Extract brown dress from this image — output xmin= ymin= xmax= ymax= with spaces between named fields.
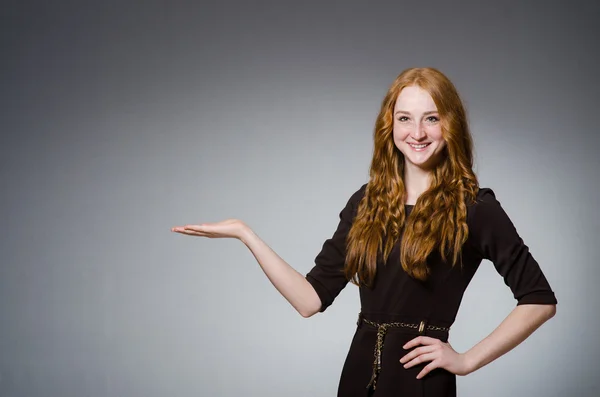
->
xmin=305 ymin=184 xmax=557 ymax=397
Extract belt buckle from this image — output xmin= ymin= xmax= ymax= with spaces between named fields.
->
xmin=418 ymin=319 xmax=427 ymax=335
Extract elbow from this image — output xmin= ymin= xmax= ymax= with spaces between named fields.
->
xmin=299 ymin=309 xmax=316 ymax=318
xmin=534 ymin=303 xmax=557 ymax=321
xmin=297 ymin=286 xmax=324 ymax=318
xmin=517 ymin=302 xmax=557 ymax=322
xmin=297 ymin=300 xmax=322 ymax=318
xmin=298 ymin=305 xmax=320 ymax=318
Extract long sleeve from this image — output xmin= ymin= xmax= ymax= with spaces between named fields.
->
xmin=468 ymin=188 xmax=557 ymax=305
xmin=305 ymin=184 xmax=366 ymax=312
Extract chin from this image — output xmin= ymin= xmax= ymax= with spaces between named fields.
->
xmin=407 ymin=159 xmax=434 ymax=169
xmin=398 ymin=144 xmax=446 ymax=170
xmin=403 ymin=153 xmax=444 ymax=170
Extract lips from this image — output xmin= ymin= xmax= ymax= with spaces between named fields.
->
xmin=408 ymin=142 xmax=431 ymax=151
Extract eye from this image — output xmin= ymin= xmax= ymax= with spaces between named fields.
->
xmin=397 ymin=116 xmax=409 ymax=122
xmin=425 ymin=116 xmax=439 ymax=123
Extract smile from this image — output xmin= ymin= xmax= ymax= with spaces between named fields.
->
xmin=408 ymin=142 xmax=431 ymax=151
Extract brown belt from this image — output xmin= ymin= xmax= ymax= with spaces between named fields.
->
xmin=357 ymin=313 xmax=450 ymax=391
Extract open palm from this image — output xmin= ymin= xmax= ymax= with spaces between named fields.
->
xmin=171 ymin=219 xmax=246 ymax=239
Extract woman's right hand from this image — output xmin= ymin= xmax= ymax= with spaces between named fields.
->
xmin=172 ymin=218 xmax=321 ymax=317
xmin=171 ymin=219 xmax=249 ymax=241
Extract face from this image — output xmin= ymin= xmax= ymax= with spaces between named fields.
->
xmin=392 ymin=85 xmax=446 ymax=171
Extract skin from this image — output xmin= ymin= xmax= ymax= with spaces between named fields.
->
xmin=172 ymin=85 xmax=556 ymax=380
xmin=392 ymin=85 xmax=446 ymax=204
xmin=172 ymin=221 xmax=323 ymax=318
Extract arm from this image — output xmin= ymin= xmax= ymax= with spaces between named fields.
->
xmin=401 ymin=189 xmax=558 ymax=378
xmin=463 ymin=303 xmax=556 ymax=373
xmin=401 ymin=303 xmax=556 ymax=378
xmin=462 ymin=189 xmax=558 ymax=373
xmin=239 ymin=225 xmax=322 ymax=318
xmin=172 ymin=219 xmax=322 ymax=318
xmin=173 ymin=185 xmax=365 ymax=318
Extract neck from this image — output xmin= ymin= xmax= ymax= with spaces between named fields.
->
xmin=403 ymin=162 xmax=432 ymax=205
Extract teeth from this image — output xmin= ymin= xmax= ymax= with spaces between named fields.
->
xmin=409 ymin=143 xmax=429 ymax=149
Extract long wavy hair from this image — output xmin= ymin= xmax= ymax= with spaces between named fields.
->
xmin=345 ymin=67 xmax=479 ymax=286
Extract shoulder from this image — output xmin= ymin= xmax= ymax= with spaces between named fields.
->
xmin=339 ymin=183 xmax=367 ymax=207
xmin=336 ymin=183 xmax=367 ymax=222
xmin=349 ymin=183 xmax=368 ymax=205
xmin=467 ymin=187 xmax=509 ymax=226
xmin=472 ymin=187 xmax=498 ymax=205
xmin=467 ymin=187 xmax=501 ymax=213
xmin=467 ymin=187 xmax=518 ymax=235
xmin=341 ymin=183 xmax=367 ymax=215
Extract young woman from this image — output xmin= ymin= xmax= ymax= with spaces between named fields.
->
xmin=172 ymin=67 xmax=557 ymax=396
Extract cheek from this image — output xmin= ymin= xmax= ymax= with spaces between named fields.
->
xmin=425 ymin=125 xmax=444 ymax=142
xmin=392 ymin=128 xmax=408 ymax=154
xmin=393 ymin=125 xmax=412 ymax=140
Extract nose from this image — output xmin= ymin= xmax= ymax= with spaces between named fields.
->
xmin=411 ymin=123 xmax=426 ymax=140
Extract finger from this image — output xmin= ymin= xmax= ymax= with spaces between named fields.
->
xmin=399 ymin=345 xmax=436 ymax=364
xmin=172 ymin=225 xmax=211 ymax=234
xmin=403 ymin=352 xmax=437 ymax=369
xmin=182 ymin=224 xmax=207 ymax=232
xmin=416 ymin=360 xmax=439 ymax=379
xmin=182 ymin=230 xmax=210 ymax=237
xmin=172 ymin=228 xmax=209 ymax=237
xmin=171 ymin=225 xmax=200 ymax=231
xmin=403 ymin=336 xmax=442 ymax=350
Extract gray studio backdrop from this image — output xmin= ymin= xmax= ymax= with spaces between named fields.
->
xmin=1 ymin=1 xmax=598 ymax=396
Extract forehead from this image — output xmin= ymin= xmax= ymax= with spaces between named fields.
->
xmin=394 ymin=85 xmax=437 ymax=111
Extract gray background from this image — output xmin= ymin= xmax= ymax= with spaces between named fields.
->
xmin=1 ymin=1 xmax=599 ymax=396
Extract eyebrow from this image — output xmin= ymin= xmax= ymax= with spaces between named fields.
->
xmin=394 ymin=110 xmax=439 ymax=116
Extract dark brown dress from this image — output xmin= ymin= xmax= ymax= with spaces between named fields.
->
xmin=305 ymin=184 xmax=557 ymax=397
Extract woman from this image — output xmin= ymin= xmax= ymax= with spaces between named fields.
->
xmin=172 ymin=67 xmax=557 ymax=396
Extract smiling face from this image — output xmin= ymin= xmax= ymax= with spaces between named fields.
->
xmin=393 ymin=85 xmax=447 ymax=171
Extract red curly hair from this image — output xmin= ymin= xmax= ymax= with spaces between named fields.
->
xmin=345 ymin=67 xmax=479 ymax=286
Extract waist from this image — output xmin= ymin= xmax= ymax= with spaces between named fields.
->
xmin=357 ymin=312 xmax=451 ymax=338
xmin=359 ymin=312 xmax=451 ymax=391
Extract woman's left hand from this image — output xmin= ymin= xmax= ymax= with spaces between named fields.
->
xmin=399 ymin=336 xmax=473 ymax=379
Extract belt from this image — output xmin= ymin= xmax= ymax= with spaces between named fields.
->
xmin=356 ymin=313 xmax=451 ymax=391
